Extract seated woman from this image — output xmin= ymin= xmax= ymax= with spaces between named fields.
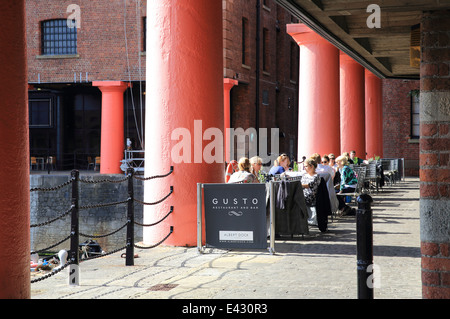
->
xmin=311 ymin=152 xmax=334 ymax=180
xmin=301 ymin=158 xmax=321 ymax=206
xmin=328 ymin=153 xmax=338 ymax=172
xmin=301 ymin=158 xmax=321 ymax=225
xmin=227 ymin=157 xmax=259 ymax=183
xmin=335 ymin=155 xmax=358 ymax=215
xmin=250 ymin=156 xmax=263 ymax=176
xmin=269 ymin=154 xmax=290 ymax=175
xmin=320 ymin=154 xmax=335 ymax=179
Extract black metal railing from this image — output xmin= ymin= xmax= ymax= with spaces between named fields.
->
xmin=30 ymin=166 xmax=174 ymax=284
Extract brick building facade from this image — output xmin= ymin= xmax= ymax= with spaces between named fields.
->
xmin=382 ymin=79 xmax=420 ymax=176
xmin=27 ymin=0 xmax=146 ymax=83
xmin=26 ymin=0 xmax=299 ymax=168
xmin=26 ymin=0 xmax=420 ymax=175
xmin=223 ymin=1 xmax=299 ymax=160
xmin=26 ymin=0 xmax=146 ymax=170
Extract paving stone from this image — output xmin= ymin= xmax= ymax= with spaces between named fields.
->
xmin=31 ymin=177 xmax=422 ymax=301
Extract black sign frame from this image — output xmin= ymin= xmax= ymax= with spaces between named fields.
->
xmin=202 ymin=183 xmax=267 ymax=250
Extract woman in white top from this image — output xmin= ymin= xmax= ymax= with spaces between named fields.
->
xmin=328 ymin=153 xmax=338 ymax=173
xmin=320 ymin=155 xmax=335 ymax=179
xmin=227 ymin=157 xmax=259 ymax=183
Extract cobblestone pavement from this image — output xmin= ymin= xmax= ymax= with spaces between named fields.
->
xmin=31 ymin=177 xmax=421 ymax=302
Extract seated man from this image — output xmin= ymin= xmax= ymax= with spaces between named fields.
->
xmin=349 ymin=150 xmax=364 ymax=165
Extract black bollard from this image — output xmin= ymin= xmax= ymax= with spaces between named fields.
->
xmin=356 ymin=194 xmax=374 ymax=299
xmin=126 ymin=168 xmax=135 ymax=266
xmin=69 ymin=170 xmax=80 ymax=285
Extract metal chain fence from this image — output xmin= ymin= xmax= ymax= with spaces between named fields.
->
xmin=30 ymin=167 xmax=174 ymax=285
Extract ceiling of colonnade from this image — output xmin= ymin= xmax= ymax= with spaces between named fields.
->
xmin=276 ymin=0 xmax=450 ymax=79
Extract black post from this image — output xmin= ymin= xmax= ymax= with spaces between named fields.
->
xmin=255 ymin=0 xmax=261 ymax=154
xmin=356 ymin=194 xmax=374 ymax=299
xmin=69 ymin=169 xmax=80 ymax=285
xmin=126 ymin=168 xmax=134 ymax=266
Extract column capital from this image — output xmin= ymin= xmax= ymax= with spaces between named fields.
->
xmin=92 ymin=81 xmax=130 ymax=92
xmin=286 ymin=23 xmax=312 ymax=36
xmin=287 ymin=23 xmax=327 ymax=45
xmin=340 ymin=51 xmax=360 ymax=65
xmin=223 ymin=78 xmax=238 ymax=91
xmin=364 ymin=69 xmax=381 ymax=80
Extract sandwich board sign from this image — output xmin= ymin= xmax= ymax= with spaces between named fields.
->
xmin=203 ymin=183 xmax=267 ymax=249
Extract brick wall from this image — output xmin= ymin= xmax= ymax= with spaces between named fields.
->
xmin=382 ymin=79 xmax=420 ymax=176
xmin=224 ymin=0 xmax=299 ymax=161
xmin=26 ymin=0 xmax=146 ymax=83
xmin=421 ymin=242 xmax=450 ymax=298
xmin=420 ymin=9 xmax=450 ymax=299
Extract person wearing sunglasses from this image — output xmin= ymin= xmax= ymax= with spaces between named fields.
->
xmin=321 ymin=154 xmax=335 ymax=179
xmin=250 ymin=156 xmax=263 ymax=176
xmin=311 ymin=153 xmax=334 ymax=180
xmin=328 ymin=153 xmax=337 ymax=171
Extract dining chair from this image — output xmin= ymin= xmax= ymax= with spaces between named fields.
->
xmin=87 ymin=156 xmax=94 ymax=170
xmin=30 ymin=157 xmax=37 ymax=170
xmin=94 ymin=157 xmax=100 ymax=171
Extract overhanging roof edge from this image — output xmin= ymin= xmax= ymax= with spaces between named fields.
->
xmin=276 ymin=0 xmax=388 ymax=79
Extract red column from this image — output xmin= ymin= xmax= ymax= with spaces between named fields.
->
xmin=93 ymin=81 xmax=129 ymax=174
xmin=144 ymin=0 xmax=223 ymax=246
xmin=365 ymin=70 xmax=383 ymax=159
xmin=340 ymin=52 xmax=366 ymax=158
xmin=0 ymin=1 xmax=30 ymax=298
xmin=287 ymin=24 xmax=340 ymax=158
xmin=224 ymin=78 xmax=238 ymax=163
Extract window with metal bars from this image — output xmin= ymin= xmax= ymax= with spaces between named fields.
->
xmin=41 ymin=19 xmax=77 ymax=55
xmin=411 ymin=94 xmax=420 ymax=139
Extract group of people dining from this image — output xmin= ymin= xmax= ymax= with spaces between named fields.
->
xmin=226 ymin=156 xmax=263 ymax=184
xmin=226 ymin=150 xmax=364 ymax=216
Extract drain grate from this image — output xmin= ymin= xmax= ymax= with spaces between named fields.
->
xmin=147 ymin=283 xmax=178 ymax=291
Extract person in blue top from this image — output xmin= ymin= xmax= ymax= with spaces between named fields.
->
xmin=269 ymin=154 xmax=290 ymax=175
xmin=335 ymin=155 xmax=358 ymax=215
